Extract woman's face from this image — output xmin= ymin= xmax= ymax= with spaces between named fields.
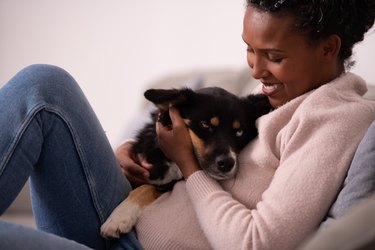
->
xmin=243 ymin=6 xmax=332 ymax=108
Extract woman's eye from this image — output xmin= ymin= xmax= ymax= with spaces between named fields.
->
xmin=268 ymin=54 xmax=284 ymax=63
xmin=270 ymin=58 xmax=283 ymax=63
xmin=246 ymin=46 xmax=254 ymax=53
xmin=235 ymin=129 xmax=243 ymax=137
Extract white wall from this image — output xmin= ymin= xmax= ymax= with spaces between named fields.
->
xmin=351 ymin=28 xmax=375 ymax=82
xmin=1 ymin=0 xmax=374 ymax=147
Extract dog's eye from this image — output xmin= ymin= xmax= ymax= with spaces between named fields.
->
xmin=200 ymin=121 xmax=211 ymax=130
xmin=235 ymin=129 xmax=243 ymax=137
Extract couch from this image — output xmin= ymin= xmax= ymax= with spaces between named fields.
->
xmin=2 ymin=67 xmax=375 ymax=249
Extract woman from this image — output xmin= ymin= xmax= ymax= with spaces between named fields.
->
xmin=0 ymin=1 xmax=374 ymax=250
xmin=123 ymin=0 xmax=375 ymax=249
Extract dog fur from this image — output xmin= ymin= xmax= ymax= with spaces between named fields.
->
xmin=101 ymin=87 xmax=272 ymax=238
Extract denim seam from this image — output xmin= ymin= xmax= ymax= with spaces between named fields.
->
xmin=43 ymin=105 xmax=106 ymax=224
xmin=0 ymin=104 xmax=45 ymax=177
xmin=0 ymin=104 xmax=105 ymax=224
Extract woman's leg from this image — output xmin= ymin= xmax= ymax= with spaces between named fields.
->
xmin=0 ymin=64 xmax=140 ymax=249
xmin=0 ymin=220 xmax=91 ymax=250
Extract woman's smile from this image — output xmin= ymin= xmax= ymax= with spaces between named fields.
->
xmin=243 ymin=6 xmax=343 ymax=108
xmin=261 ymin=82 xmax=284 ymax=97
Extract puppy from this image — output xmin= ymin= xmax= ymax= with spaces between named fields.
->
xmin=101 ymin=87 xmax=272 ymax=238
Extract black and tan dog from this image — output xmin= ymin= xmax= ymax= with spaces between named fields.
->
xmin=101 ymin=87 xmax=272 ymax=238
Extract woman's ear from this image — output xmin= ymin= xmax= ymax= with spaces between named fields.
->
xmin=321 ymin=34 xmax=341 ymax=62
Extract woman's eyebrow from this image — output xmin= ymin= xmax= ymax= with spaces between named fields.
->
xmin=242 ymin=36 xmax=286 ymax=53
xmin=242 ymin=35 xmax=250 ymax=46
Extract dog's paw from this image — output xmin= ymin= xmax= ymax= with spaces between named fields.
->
xmin=101 ymin=185 xmax=161 ymax=239
xmin=100 ymin=201 xmax=141 ymax=239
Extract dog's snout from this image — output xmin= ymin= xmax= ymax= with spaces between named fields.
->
xmin=216 ymin=156 xmax=235 ymax=173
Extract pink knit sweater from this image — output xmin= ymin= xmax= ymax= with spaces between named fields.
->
xmin=135 ymin=73 xmax=375 ymax=250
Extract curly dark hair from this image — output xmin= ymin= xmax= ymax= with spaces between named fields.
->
xmin=246 ymin=0 xmax=375 ymax=67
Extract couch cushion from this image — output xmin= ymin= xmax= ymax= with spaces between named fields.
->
xmin=322 ymin=119 xmax=375 ymax=226
xmin=298 ymin=195 xmax=375 ymax=250
xmin=364 ymin=84 xmax=375 ymax=100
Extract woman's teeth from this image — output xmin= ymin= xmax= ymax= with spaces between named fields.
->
xmin=262 ymin=83 xmax=283 ymax=96
xmin=263 ymin=84 xmax=279 ymax=91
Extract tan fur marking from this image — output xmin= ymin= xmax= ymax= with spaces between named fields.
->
xmin=188 ymin=129 xmax=204 ymax=159
xmin=210 ymin=117 xmax=220 ymax=127
xmin=156 ymin=103 xmax=169 ymax=111
xmin=127 ymin=184 xmax=162 ymax=208
xmin=233 ymin=120 xmax=241 ymax=130
xmin=183 ymin=118 xmax=191 ymax=126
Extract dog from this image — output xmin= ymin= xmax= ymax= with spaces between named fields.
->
xmin=100 ymin=87 xmax=272 ymax=238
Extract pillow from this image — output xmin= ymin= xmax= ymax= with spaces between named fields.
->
xmin=298 ymin=195 xmax=375 ymax=250
xmin=321 ymin=119 xmax=375 ymax=227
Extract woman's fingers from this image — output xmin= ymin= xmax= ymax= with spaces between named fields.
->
xmin=156 ymin=105 xmax=200 ymax=178
xmin=115 ymin=140 xmax=153 ymax=187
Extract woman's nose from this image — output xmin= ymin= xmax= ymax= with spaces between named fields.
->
xmin=248 ymin=55 xmax=269 ymax=79
xmin=252 ymin=66 xmax=268 ymax=79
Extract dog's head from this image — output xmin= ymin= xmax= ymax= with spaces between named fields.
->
xmin=144 ymin=87 xmax=271 ymax=180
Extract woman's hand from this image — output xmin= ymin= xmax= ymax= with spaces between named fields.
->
xmin=156 ymin=105 xmax=200 ymax=179
xmin=115 ymin=140 xmax=153 ymax=187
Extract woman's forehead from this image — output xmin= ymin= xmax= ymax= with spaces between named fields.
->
xmin=242 ymin=6 xmax=306 ymax=49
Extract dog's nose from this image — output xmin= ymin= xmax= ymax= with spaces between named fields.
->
xmin=216 ymin=156 xmax=235 ymax=173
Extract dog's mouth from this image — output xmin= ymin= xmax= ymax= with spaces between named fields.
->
xmin=206 ymin=166 xmax=238 ymax=180
xmin=198 ymin=152 xmax=239 ymax=181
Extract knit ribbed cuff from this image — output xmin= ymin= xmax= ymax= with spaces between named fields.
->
xmin=185 ymin=170 xmax=223 ymax=200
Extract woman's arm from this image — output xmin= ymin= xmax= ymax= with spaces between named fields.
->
xmin=184 ymin=103 xmax=375 ymax=250
xmin=156 ymin=98 xmax=375 ymax=250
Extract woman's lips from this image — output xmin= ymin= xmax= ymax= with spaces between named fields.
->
xmin=262 ymin=83 xmax=284 ymax=96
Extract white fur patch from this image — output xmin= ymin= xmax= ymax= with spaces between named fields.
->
xmin=101 ymin=200 xmax=142 ymax=238
xmin=148 ymin=162 xmax=183 ymax=186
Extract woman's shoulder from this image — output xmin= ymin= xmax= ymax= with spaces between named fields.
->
xmin=259 ymin=73 xmax=375 ymax=139
xmin=295 ymin=72 xmax=375 ymax=118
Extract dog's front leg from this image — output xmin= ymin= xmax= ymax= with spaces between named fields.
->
xmin=100 ymin=184 xmax=161 ymax=238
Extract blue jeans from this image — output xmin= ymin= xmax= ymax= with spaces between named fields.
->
xmin=0 ymin=64 xmax=143 ymax=250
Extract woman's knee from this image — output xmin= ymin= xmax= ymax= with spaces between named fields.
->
xmin=16 ymin=64 xmax=78 ymax=91
xmin=6 ymin=64 xmax=85 ymax=107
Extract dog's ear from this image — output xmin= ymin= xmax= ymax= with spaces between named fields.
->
xmin=242 ymin=94 xmax=273 ymax=120
xmin=144 ymin=88 xmax=194 ymax=111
